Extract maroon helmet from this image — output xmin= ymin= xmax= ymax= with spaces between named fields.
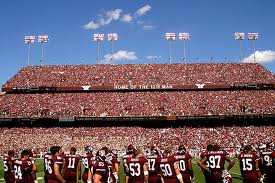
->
xmin=127 ymin=144 xmax=135 ymax=154
xmin=177 ymin=144 xmax=186 ymax=154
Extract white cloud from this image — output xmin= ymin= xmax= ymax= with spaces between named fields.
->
xmin=136 ymin=5 xmax=151 ymax=16
xmin=83 ymin=21 xmax=100 ymax=30
xmin=104 ymin=50 xmax=138 ymax=62
xmin=121 ymin=14 xmax=133 ymax=23
xmin=83 ymin=9 xmax=122 ymax=30
xmin=241 ymin=50 xmax=275 ymax=63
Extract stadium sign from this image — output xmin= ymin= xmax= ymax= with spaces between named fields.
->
xmin=113 ymin=84 xmax=173 ymax=90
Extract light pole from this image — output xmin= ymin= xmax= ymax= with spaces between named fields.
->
xmin=107 ymin=33 xmax=118 ymax=61
xmin=24 ymin=35 xmax=35 ymax=66
xmin=179 ymin=32 xmax=190 ymax=64
xmin=38 ymin=35 xmax=49 ymax=65
xmin=93 ymin=33 xmax=104 ymax=64
xmin=234 ymin=32 xmax=245 ymax=61
xmin=165 ymin=32 xmax=176 ymax=64
xmin=248 ymin=32 xmax=258 ymax=62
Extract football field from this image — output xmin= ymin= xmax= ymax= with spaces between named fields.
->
xmin=0 ymin=158 xmax=243 ymax=183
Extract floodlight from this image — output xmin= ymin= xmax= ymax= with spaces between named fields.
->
xmin=179 ymin=32 xmax=190 ymax=64
xmin=107 ymin=33 xmax=118 ymax=41
xmin=107 ymin=33 xmax=118 ymax=61
xmin=248 ymin=32 xmax=259 ymax=62
xmin=234 ymin=32 xmax=245 ymax=61
xmin=38 ymin=35 xmax=49 ymax=43
xmin=179 ymin=32 xmax=190 ymax=41
xmin=165 ymin=32 xmax=176 ymax=64
xmin=93 ymin=33 xmax=104 ymax=41
xmin=248 ymin=32 xmax=258 ymax=40
xmin=25 ymin=35 xmax=35 ymax=66
xmin=165 ymin=32 xmax=176 ymax=41
xmin=24 ymin=36 xmax=36 ymax=44
xmin=93 ymin=33 xmax=105 ymax=63
xmin=234 ymin=32 xmax=245 ymax=40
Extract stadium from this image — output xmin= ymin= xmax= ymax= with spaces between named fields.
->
xmin=0 ymin=63 xmax=274 ymax=183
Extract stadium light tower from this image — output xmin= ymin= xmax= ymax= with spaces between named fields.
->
xmin=107 ymin=33 xmax=118 ymax=61
xmin=38 ymin=35 xmax=49 ymax=65
xmin=179 ymin=32 xmax=190 ymax=64
xmin=93 ymin=33 xmax=104 ymax=64
xmin=24 ymin=35 xmax=35 ymax=66
xmin=234 ymin=32 xmax=245 ymax=61
xmin=248 ymin=32 xmax=258 ymax=62
xmin=165 ymin=32 xmax=176 ymax=64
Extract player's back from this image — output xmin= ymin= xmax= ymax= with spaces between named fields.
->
xmin=260 ymin=150 xmax=273 ymax=169
xmin=205 ymin=150 xmax=227 ymax=173
xmin=44 ymin=153 xmax=52 ymax=181
xmin=3 ymin=155 xmax=15 ymax=183
xmin=159 ymin=155 xmax=178 ymax=183
xmin=92 ymin=160 xmax=109 ymax=183
xmin=174 ymin=153 xmax=192 ymax=175
xmin=46 ymin=155 xmax=63 ymax=182
xmin=125 ymin=156 xmax=148 ymax=183
xmin=146 ymin=154 xmax=161 ymax=175
xmin=64 ymin=154 xmax=80 ymax=177
xmin=14 ymin=159 xmax=33 ymax=183
xmin=238 ymin=152 xmax=259 ymax=174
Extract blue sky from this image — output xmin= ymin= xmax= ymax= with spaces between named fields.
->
xmin=0 ymin=0 xmax=275 ymax=86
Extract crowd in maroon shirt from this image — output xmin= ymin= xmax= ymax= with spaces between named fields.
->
xmin=3 ymin=63 xmax=274 ymax=88
xmin=0 ymin=90 xmax=274 ymax=118
xmin=1 ymin=126 xmax=274 ymax=156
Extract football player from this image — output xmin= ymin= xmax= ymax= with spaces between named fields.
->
xmin=3 ymin=150 xmax=15 ymax=183
xmin=198 ymin=144 xmax=235 ymax=183
xmin=268 ymin=146 xmax=275 ymax=182
xmin=146 ymin=146 xmax=162 ymax=183
xmin=81 ymin=146 xmax=94 ymax=183
xmin=87 ymin=148 xmax=110 ymax=183
xmin=14 ymin=150 xmax=37 ymax=183
xmin=63 ymin=147 xmax=81 ymax=183
xmin=260 ymin=142 xmax=274 ymax=183
xmin=159 ymin=147 xmax=184 ymax=183
xmin=174 ymin=144 xmax=194 ymax=183
xmin=238 ymin=145 xmax=263 ymax=183
xmin=47 ymin=146 xmax=65 ymax=183
xmin=199 ymin=144 xmax=213 ymax=183
xmin=124 ymin=148 xmax=149 ymax=183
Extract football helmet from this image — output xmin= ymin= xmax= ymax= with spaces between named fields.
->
xmin=85 ymin=145 xmax=93 ymax=154
xmin=150 ymin=146 xmax=159 ymax=155
xmin=127 ymin=144 xmax=135 ymax=154
xmin=96 ymin=148 xmax=107 ymax=161
xmin=222 ymin=170 xmax=232 ymax=183
xmin=177 ymin=144 xmax=186 ymax=154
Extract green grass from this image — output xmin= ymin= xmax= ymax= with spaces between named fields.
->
xmin=0 ymin=158 xmax=243 ymax=183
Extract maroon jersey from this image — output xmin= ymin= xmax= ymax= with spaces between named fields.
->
xmin=64 ymin=154 xmax=80 ymax=177
xmin=146 ymin=154 xmax=161 ymax=176
xmin=238 ymin=152 xmax=259 ymax=174
xmin=92 ymin=160 xmax=109 ymax=183
xmin=82 ymin=153 xmax=94 ymax=172
xmin=260 ymin=150 xmax=273 ymax=169
xmin=14 ymin=159 xmax=33 ymax=183
xmin=159 ymin=155 xmax=178 ymax=183
xmin=81 ymin=153 xmax=94 ymax=183
xmin=47 ymin=156 xmax=63 ymax=181
xmin=174 ymin=154 xmax=192 ymax=174
xmin=124 ymin=156 xmax=148 ymax=183
xmin=3 ymin=156 xmax=15 ymax=183
xmin=204 ymin=150 xmax=228 ymax=173
xmin=44 ymin=153 xmax=52 ymax=180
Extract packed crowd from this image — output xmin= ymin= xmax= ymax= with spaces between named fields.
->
xmin=0 ymin=90 xmax=274 ymax=118
xmin=1 ymin=126 xmax=274 ymax=156
xmin=3 ymin=63 xmax=274 ymax=88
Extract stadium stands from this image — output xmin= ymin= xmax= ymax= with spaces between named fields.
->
xmin=0 ymin=90 xmax=274 ymax=118
xmin=3 ymin=63 xmax=274 ymax=88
